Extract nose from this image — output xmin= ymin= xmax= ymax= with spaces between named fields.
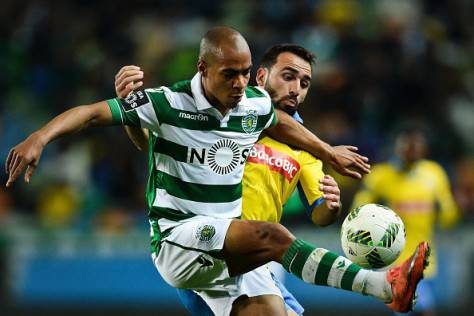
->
xmin=232 ymin=74 xmax=248 ymax=91
xmin=289 ymin=80 xmax=300 ymax=97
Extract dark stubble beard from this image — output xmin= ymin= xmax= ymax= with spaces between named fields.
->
xmin=264 ymin=82 xmax=299 ymax=116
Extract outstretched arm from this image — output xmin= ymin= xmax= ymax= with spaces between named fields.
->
xmin=5 ymin=101 xmax=112 ymax=187
xmin=266 ymin=110 xmax=371 ymax=179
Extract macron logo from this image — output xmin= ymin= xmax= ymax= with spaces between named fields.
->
xmin=179 ymin=112 xmax=209 ymax=121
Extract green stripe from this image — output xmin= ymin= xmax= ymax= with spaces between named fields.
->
xmin=155 ymin=170 xmax=242 ymax=203
xmin=290 ymin=242 xmax=315 ymax=279
xmin=341 ymin=263 xmax=362 ymax=291
xmin=168 ymin=80 xmax=192 ymax=97
xmin=154 ymin=137 xmax=188 ymax=162
xmin=245 ymin=86 xmax=265 ymax=98
xmin=224 ymin=111 xmax=274 ymax=133
xmin=106 ymin=99 xmax=123 ymax=124
xmin=150 ymin=220 xmax=162 ymax=254
xmin=146 ymin=132 xmax=158 ymax=209
xmin=314 ymin=251 xmax=339 ymax=286
xmin=146 ymin=90 xmax=271 ymax=133
xmin=149 ymin=206 xmax=196 ymax=221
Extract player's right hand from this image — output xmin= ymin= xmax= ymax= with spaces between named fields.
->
xmin=115 ymin=65 xmax=144 ymax=98
xmin=5 ymin=133 xmax=45 ymax=187
xmin=329 ymin=145 xmax=371 ymax=180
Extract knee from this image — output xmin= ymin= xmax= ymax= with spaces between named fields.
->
xmin=255 ymin=222 xmax=295 ymax=258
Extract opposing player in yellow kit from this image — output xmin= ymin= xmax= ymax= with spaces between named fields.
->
xmin=352 ymin=127 xmax=459 ymax=316
xmin=116 ymin=44 xmax=342 ymax=315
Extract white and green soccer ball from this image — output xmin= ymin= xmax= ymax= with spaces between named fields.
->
xmin=340 ymin=203 xmax=406 ymax=269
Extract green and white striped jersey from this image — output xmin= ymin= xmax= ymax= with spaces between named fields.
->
xmin=107 ymin=73 xmax=276 ymax=230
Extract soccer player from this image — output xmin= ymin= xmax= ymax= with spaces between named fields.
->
xmin=352 ymin=126 xmax=459 ymax=316
xmin=115 ymin=44 xmax=342 ymax=316
xmin=6 ymin=27 xmax=428 ymax=316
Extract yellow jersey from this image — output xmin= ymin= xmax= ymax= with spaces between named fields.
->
xmin=352 ymin=160 xmax=459 ymax=277
xmin=242 ymin=136 xmax=325 ymax=223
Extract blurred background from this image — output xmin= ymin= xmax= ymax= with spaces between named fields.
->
xmin=1 ymin=0 xmax=473 ymax=315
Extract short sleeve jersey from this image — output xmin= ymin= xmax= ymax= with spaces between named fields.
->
xmin=106 ymin=73 xmax=276 ymax=231
xmin=242 ymin=136 xmax=325 ymax=223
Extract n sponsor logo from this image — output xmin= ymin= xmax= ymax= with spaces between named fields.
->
xmin=187 ymin=139 xmax=250 ymax=175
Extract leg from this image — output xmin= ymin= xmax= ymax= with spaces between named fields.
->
xmin=231 ymin=295 xmax=287 ymax=316
xmin=220 ymin=220 xmax=295 ymax=276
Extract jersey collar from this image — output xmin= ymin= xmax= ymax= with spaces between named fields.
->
xmin=191 ymin=72 xmax=214 ymax=111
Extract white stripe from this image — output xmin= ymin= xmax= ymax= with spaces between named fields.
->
xmin=162 ymin=88 xmax=197 ymax=112
xmin=155 ymin=153 xmax=244 ymax=185
xmin=159 ymin=123 xmax=259 ymax=148
xmin=153 ymin=188 xmax=242 ymax=218
xmin=263 ymin=112 xmax=275 ymax=129
xmin=136 ymin=102 xmax=160 ymax=130
xmin=301 ymin=248 xmax=328 ymax=283
xmin=327 ymin=256 xmax=352 ymax=288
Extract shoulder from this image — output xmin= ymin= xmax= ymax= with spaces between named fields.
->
xmin=245 ymin=86 xmax=268 ymax=99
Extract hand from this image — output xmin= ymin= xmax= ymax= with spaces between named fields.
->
xmin=5 ymin=133 xmax=45 ymax=187
xmin=329 ymin=145 xmax=370 ymax=179
xmin=115 ymin=65 xmax=144 ymax=98
xmin=319 ymin=175 xmax=341 ymax=210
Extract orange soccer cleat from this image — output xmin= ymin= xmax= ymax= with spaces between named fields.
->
xmin=386 ymin=241 xmax=431 ymax=313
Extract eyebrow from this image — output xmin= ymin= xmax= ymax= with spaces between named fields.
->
xmin=282 ymin=66 xmax=311 ymax=82
xmin=223 ymin=66 xmax=253 ymax=74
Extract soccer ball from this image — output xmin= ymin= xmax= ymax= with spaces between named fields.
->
xmin=340 ymin=204 xmax=406 ymax=269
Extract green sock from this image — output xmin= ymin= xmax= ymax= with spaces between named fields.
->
xmin=282 ymin=239 xmax=392 ymax=301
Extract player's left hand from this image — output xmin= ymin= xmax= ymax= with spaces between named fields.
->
xmin=329 ymin=145 xmax=371 ymax=180
xmin=5 ymin=133 xmax=45 ymax=187
xmin=115 ymin=65 xmax=144 ymax=98
xmin=319 ymin=175 xmax=341 ymax=210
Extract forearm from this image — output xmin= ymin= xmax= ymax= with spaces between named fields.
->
xmin=35 ymin=102 xmax=112 ymax=145
xmin=311 ymin=204 xmax=341 ymax=226
xmin=124 ymin=126 xmax=149 ymax=151
xmin=266 ymin=109 xmax=334 ymax=162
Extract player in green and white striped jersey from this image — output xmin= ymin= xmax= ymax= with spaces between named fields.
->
xmin=6 ymin=27 xmax=428 ymax=316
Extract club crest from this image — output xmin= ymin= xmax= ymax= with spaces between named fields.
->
xmin=242 ymin=110 xmax=258 ymax=133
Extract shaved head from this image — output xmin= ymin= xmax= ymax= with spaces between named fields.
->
xmin=199 ymin=26 xmax=250 ymax=64
xmin=198 ymin=26 xmax=252 ymax=114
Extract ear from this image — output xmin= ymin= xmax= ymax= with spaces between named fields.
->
xmin=256 ymin=67 xmax=268 ymax=87
xmin=198 ymin=59 xmax=207 ymax=77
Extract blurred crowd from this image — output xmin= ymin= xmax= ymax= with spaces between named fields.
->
xmin=1 ymin=0 xmax=474 ymax=231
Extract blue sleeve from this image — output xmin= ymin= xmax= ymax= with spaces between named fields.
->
xmin=297 ymin=182 xmax=325 ymax=218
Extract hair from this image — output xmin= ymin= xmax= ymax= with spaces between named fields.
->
xmin=260 ymin=44 xmax=316 ymax=69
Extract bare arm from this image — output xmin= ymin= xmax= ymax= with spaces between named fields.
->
xmin=124 ymin=126 xmax=149 ymax=151
xmin=266 ymin=109 xmax=371 ymax=179
xmin=5 ymin=101 xmax=112 ymax=187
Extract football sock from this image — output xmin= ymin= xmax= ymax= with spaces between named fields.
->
xmin=282 ymin=239 xmax=392 ymax=302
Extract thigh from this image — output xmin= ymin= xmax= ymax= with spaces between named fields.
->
xmin=222 ymin=220 xmax=295 ymax=276
xmin=154 ymin=217 xmax=238 ymax=291
xmin=231 ymin=294 xmax=287 ymax=316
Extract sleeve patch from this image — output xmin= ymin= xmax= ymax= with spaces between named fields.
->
xmin=119 ymin=90 xmax=150 ymax=112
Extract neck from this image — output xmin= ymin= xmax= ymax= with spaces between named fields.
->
xmin=201 ymin=78 xmax=230 ymax=116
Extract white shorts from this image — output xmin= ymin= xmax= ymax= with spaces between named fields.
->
xmin=195 ymin=265 xmax=282 ymax=316
xmin=151 ymin=216 xmax=282 ymax=315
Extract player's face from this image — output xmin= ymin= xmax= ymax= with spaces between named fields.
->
xmin=396 ymin=132 xmax=427 ymax=164
xmin=261 ymin=52 xmax=312 ymax=116
xmin=199 ymin=47 xmax=252 ymax=111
